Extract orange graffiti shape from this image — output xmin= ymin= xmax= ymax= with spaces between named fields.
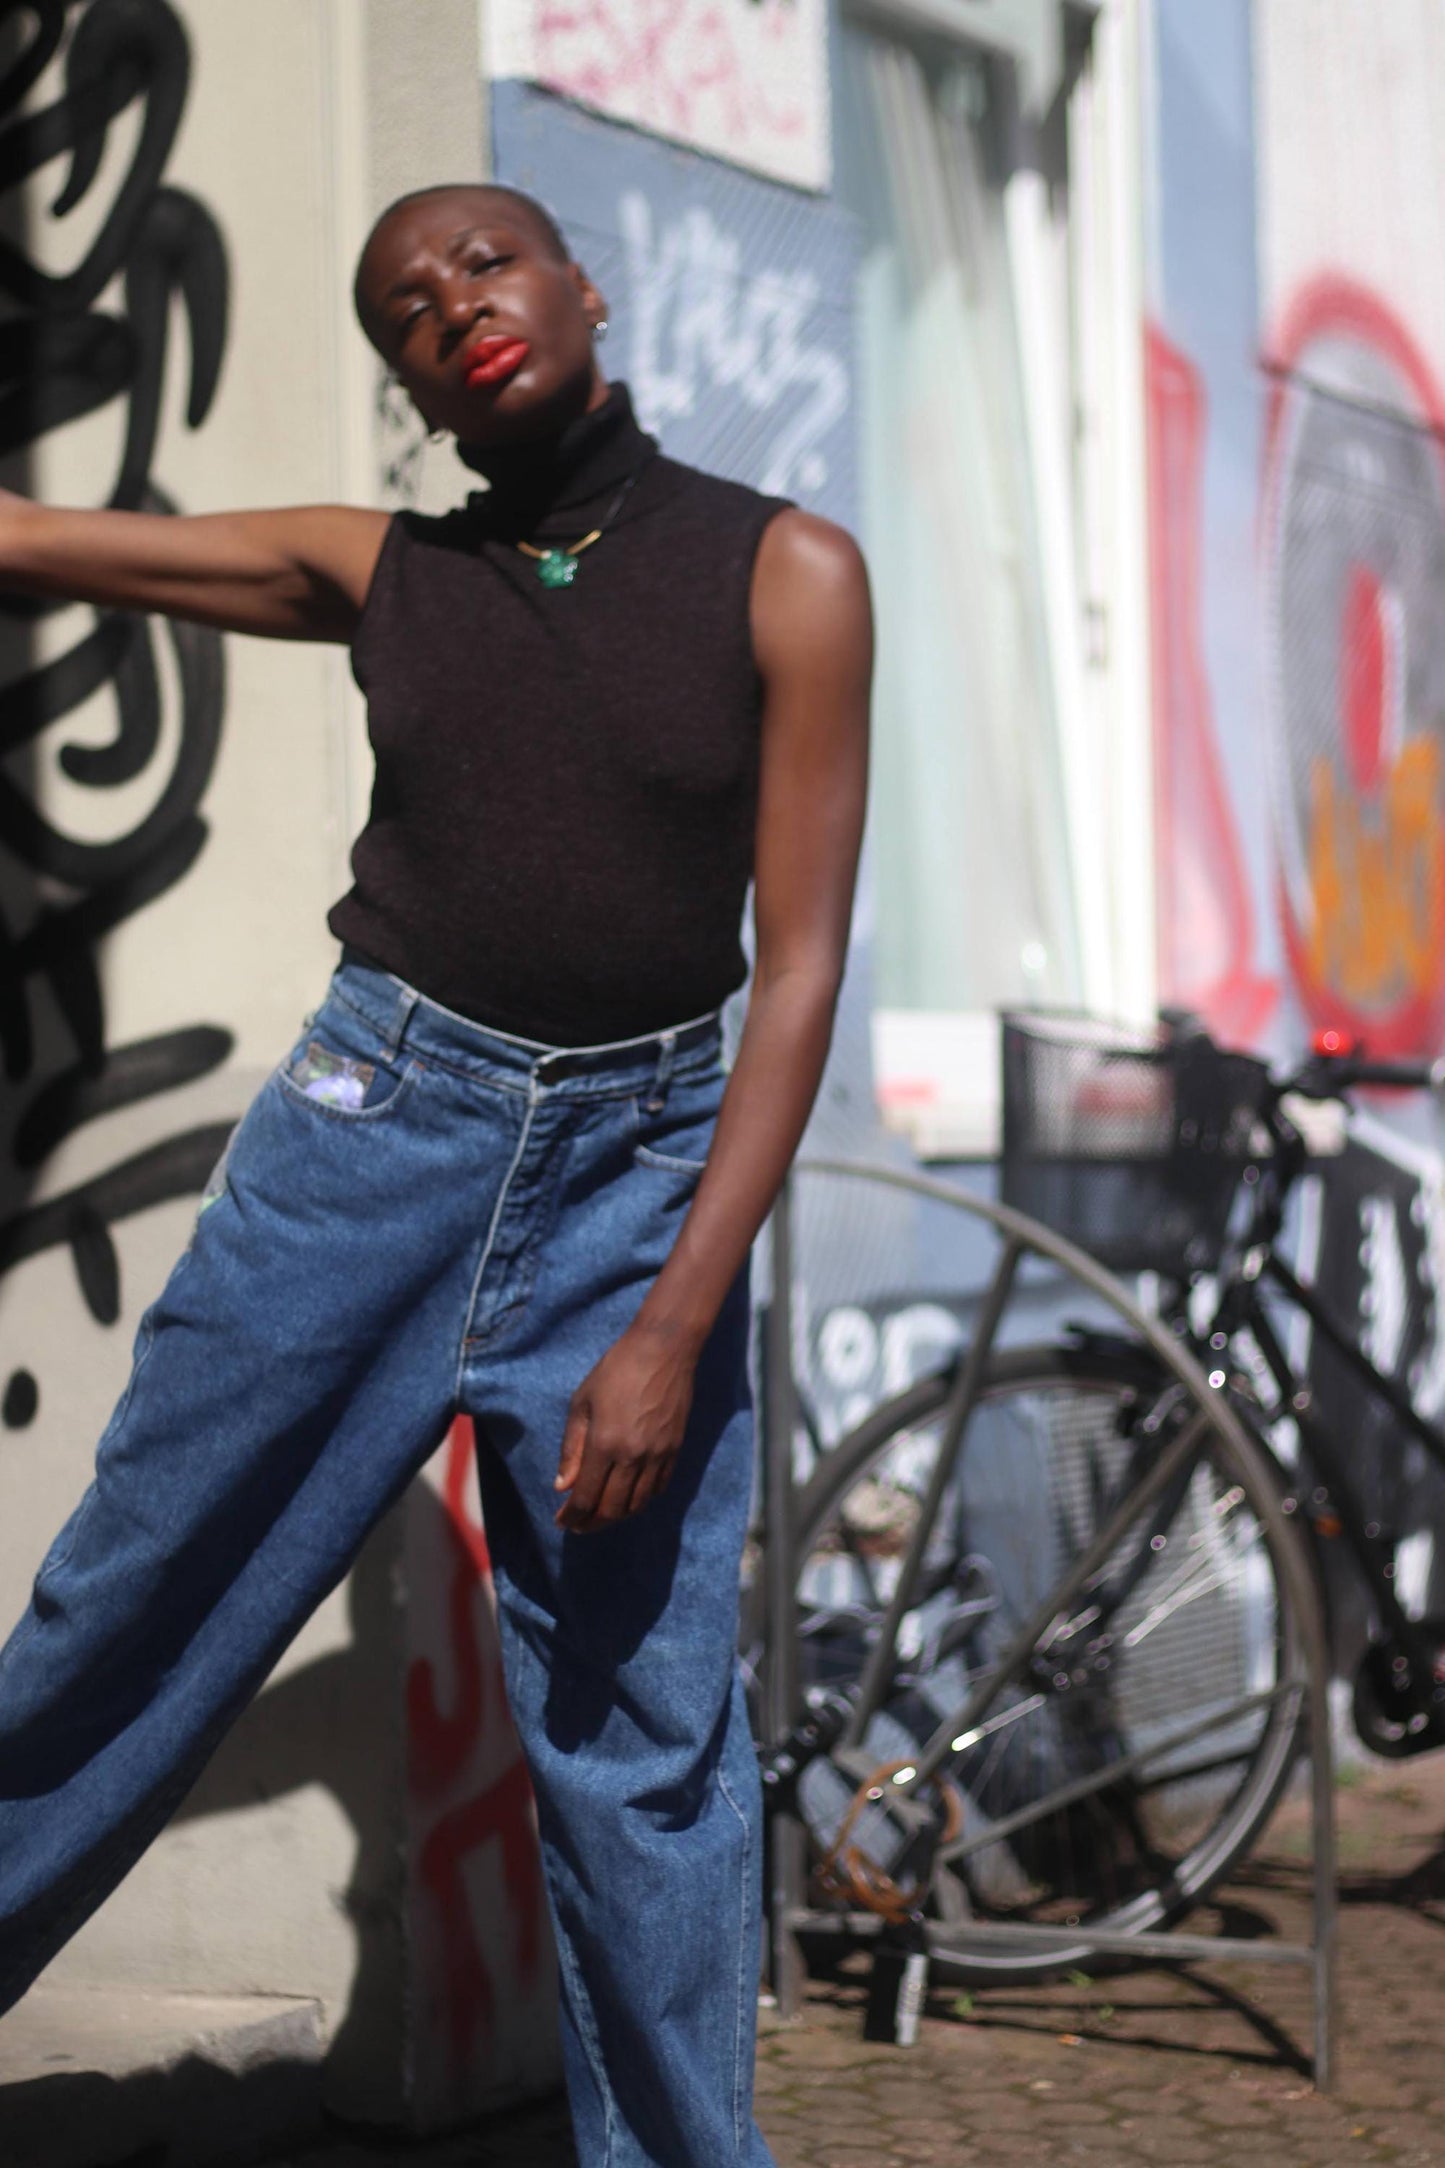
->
xmin=1306 ymin=738 xmax=1445 ymax=1012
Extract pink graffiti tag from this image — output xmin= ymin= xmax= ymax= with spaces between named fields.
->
xmin=533 ymin=0 xmax=807 ymax=150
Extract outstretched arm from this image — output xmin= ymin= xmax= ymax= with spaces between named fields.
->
xmin=0 ymin=493 xmax=390 ymax=643
xmin=555 ymin=506 xmax=872 ymax=1530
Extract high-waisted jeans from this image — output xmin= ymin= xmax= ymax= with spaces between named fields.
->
xmin=0 ymin=954 xmax=775 ymax=2168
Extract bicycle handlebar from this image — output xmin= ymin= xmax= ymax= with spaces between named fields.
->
xmin=1273 ymin=1051 xmax=1445 ymax=1102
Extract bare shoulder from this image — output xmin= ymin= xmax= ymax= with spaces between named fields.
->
xmin=754 ymin=506 xmax=869 ymax=603
xmin=751 ymin=508 xmax=872 ymax=677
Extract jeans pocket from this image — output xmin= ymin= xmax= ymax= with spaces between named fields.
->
xmin=274 ymin=1015 xmax=419 ymax=1122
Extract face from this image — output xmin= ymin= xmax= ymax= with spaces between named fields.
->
xmin=356 ymin=189 xmax=608 ymax=447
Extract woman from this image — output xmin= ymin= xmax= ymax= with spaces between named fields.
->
xmin=0 ymin=182 xmax=870 ymax=2168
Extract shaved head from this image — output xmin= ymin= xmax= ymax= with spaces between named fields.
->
xmin=354 ymin=183 xmax=571 ymax=334
xmin=352 ymin=178 xmax=607 ymax=448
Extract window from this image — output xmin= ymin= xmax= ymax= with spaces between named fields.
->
xmin=838 ymin=1 xmax=1152 ymax=1155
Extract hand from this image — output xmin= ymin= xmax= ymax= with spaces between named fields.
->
xmin=553 ymin=1319 xmax=699 ymax=1533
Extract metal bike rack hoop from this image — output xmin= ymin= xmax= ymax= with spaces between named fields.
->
xmin=761 ymin=1157 xmax=1337 ymax=2087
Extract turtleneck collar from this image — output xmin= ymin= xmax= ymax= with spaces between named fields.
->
xmin=460 ymin=380 xmax=656 ymax=535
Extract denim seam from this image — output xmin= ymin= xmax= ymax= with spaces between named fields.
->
xmin=9 ymin=1300 xmax=163 ymax=1643
xmin=632 ymin=1143 xmax=710 ymax=1175
xmin=541 ymin=1836 xmax=617 ymax=2168
xmin=327 ymin=980 xmax=402 ymax=1040
xmin=107 ymin=1306 xmax=162 ymax=1436
xmin=400 ymin=1049 xmax=533 ymax=1097
xmin=455 ymin=1086 xmax=538 ymax=1392
xmin=0 ymin=1324 xmax=160 ymax=1683
xmin=716 ymin=1759 xmax=753 ymax=2162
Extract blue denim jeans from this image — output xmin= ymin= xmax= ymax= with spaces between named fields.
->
xmin=0 ymin=955 xmax=775 ymax=2168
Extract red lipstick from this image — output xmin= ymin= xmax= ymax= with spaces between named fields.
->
xmin=466 ymin=336 xmax=530 ymax=387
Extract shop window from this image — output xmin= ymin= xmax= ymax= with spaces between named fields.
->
xmin=838 ymin=2 xmax=1151 ymax=1155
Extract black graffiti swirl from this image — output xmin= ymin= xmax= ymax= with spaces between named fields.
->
xmin=0 ymin=0 xmax=234 ymax=1427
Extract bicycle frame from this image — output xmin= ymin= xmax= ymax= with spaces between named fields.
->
xmin=1218 ymin=1252 xmax=1445 ymax=1683
xmin=1197 ymin=1105 xmax=1445 ymax=1693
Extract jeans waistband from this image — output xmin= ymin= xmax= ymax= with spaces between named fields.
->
xmin=330 ymin=952 xmax=723 ymax=1097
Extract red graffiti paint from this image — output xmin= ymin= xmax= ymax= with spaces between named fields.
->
xmin=406 ymin=1519 xmax=490 ymax=1801
xmin=407 ymin=1417 xmax=546 ymax=2070
xmin=1340 ymin=563 xmax=1394 ymax=797
xmin=1145 ymin=321 xmax=1278 ymax=1045
xmin=417 ymin=1757 xmax=545 ymax=2064
xmin=407 ymin=1421 xmax=506 ymax=1800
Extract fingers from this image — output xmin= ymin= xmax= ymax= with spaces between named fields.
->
xmin=626 ymin=1453 xmax=676 ymax=1518
xmin=554 ymin=1440 xmax=677 ymax=1533
xmin=554 ymin=1400 xmax=590 ymax=1494
xmin=555 ymin=1434 xmax=611 ymax=1530
xmin=595 ymin=1460 xmax=643 ymax=1526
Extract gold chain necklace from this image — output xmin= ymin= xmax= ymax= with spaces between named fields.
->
xmin=513 ymin=461 xmax=648 ymax=588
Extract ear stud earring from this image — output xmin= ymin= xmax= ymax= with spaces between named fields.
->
xmin=592 ymin=318 xmax=609 ymax=343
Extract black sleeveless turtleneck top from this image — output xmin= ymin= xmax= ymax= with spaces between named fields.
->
xmin=329 ymin=383 xmax=790 ymax=1045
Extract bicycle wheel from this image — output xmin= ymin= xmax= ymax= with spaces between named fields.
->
xmin=777 ymin=1340 xmax=1311 ymax=1981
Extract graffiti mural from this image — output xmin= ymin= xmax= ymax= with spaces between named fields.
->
xmin=486 ymin=0 xmax=831 ymax=191
xmin=1262 ymin=276 xmax=1445 ymax=1057
xmin=0 ymin=0 xmax=233 ymax=1429
xmin=1146 ymin=0 xmax=1445 ymax=1669
xmin=1152 ymin=1 xmax=1445 ymax=1069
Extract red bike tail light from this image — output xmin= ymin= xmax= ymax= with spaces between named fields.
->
xmin=1313 ymin=1027 xmax=1361 ymax=1057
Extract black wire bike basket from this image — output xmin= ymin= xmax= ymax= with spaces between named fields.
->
xmin=999 ymin=1013 xmax=1273 ymax=1277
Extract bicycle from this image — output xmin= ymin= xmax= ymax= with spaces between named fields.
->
xmin=747 ymin=1012 xmax=1444 ymax=2015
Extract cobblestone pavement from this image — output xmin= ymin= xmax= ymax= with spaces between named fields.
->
xmin=279 ymin=1752 xmax=1445 ymax=2168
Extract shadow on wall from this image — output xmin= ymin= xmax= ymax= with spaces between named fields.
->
xmin=0 ymin=2049 xmax=323 ymax=2168
xmin=0 ymin=2056 xmax=578 ymax=2168
xmin=0 ymin=0 xmax=236 ymax=1448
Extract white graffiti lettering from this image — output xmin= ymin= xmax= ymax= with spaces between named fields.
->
xmin=618 ymin=188 xmax=848 ymax=500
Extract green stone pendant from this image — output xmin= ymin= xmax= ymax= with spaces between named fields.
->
xmin=535 ymin=549 xmax=579 ymax=588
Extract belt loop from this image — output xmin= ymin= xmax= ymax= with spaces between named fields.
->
xmin=644 ymin=1029 xmax=678 ymax=1113
xmin=386 ymin=984 xmax=420 ymax=1057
